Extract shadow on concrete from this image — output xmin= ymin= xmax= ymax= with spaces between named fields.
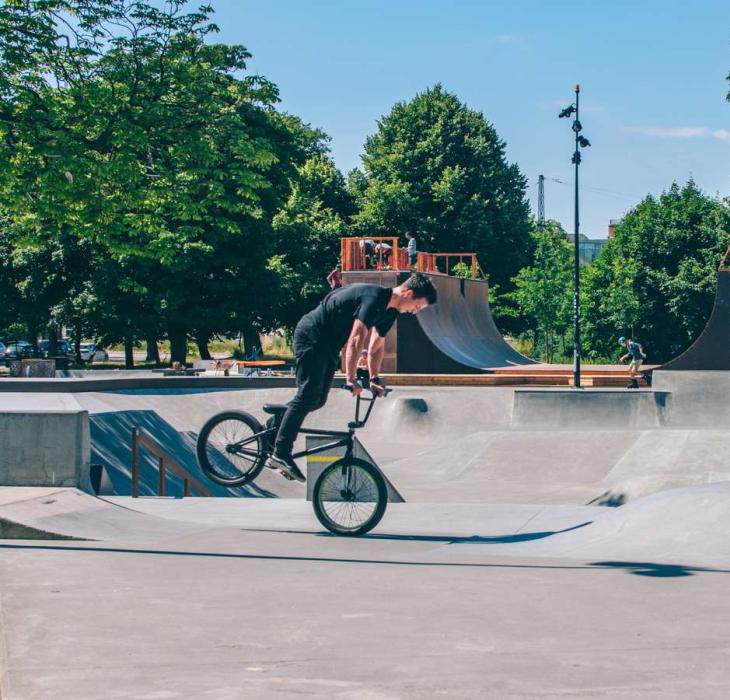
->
xmin=90 ymin=409 xmax=274 ymax=498
xmin=591 ymin=560 xmax=703 ymax=578
xmin=1 ymin=543 xmax=724 ymax=577
xmin=586 ymin=491 xmax=626 ymax=507
xmin=239 ymin=520 xmax=593 ymax=544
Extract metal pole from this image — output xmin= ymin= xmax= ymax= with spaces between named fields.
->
xmin=131 ymin=428 xmax=139 ymax=498
xmin=573 ymin=84 xmax=581 ymax=389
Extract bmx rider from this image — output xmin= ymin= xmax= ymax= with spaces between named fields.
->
xmin=266 ymin=273 xmax=438 ymax=481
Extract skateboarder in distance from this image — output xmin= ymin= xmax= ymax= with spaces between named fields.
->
xmin=619 ymin=336 xmax=648 ymax=389
xmin=266 ymin=273 xmax=438 ymax=482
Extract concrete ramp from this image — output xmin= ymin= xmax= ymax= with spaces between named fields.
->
xmin=90 ymin=410 xmax=275 ymax=498
xmin=0 ymin=487 xmax=204 ymax=541
xmin=71 ymin=385 xmax=730 ymax=507
xmin=450 ymin=481 xmax=730 ymax=566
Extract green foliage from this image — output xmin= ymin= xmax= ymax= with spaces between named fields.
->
xmin=351 ymin=84 xmax=531 ymax=291
xmin=268 ymin=155 xmax=353 ymax=330
xmin=582 ymin=181 xmax=730 ymax=362
xmin=0 ymin=1 xmax=325 ymax=361
xmin=507 ymin=221 xmax=573 ymax=362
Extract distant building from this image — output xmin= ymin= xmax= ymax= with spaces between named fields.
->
xmin=608 ymin=219 xmax=621 ymax=239
xmin=565 ymin=233 xmax=607 ymax=265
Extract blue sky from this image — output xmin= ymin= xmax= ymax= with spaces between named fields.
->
xmin=212 ymin=0 xmax=730 ymax=239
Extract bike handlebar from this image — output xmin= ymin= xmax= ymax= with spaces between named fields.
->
xmin=340 ymin=382 xmax=392 ymax=397
xmin=340 ymin=381 xmax=391 ymax=428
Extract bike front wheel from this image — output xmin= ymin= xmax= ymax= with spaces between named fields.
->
xmin=196 ymin=411 xmax=267 ymax=486
xmin=312 ymin=458 xmax=388 ymax=536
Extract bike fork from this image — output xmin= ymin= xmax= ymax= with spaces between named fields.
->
xmin=340 ymin=439 xmax=355 ymax=498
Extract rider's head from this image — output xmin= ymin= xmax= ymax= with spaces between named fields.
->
xmin=392 ymin=273 xmax=437 ymax=314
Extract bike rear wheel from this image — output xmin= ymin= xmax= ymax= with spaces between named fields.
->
xmin=196 ymin=411 xmax=267 ymax=486
xmin=312 ymin=458 xmax=387 ymax=536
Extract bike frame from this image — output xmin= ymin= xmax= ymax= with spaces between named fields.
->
xmin=228 ymin=392 xmax=382 ymax=462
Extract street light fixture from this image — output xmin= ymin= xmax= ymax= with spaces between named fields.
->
xmin=558 ymin=84 xmax=591 ymax=389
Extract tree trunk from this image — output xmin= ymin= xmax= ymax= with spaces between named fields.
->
xmin=169 ymin=326 xmax=188 ymax=365
xmin=196 ymin=334 xmax=212 ymax=360
xmin=48 ymin=324 xmax=58 ymax=357
xmin=242 ymin=328 xmax=261 ymax=359
xmin=145 ymin=335 xmax=160 ymax=365
xmin=124 ymin=334 xmax=134 ymax=369
xmin=74 ymin=321 xmax=82 ymax=364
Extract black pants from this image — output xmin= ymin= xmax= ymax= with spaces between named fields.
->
xmin=274 ymin=344 xmax=338 ymax=456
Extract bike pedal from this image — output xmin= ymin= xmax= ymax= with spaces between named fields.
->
xmin=280 ymin=470 xmax=295 ymax=481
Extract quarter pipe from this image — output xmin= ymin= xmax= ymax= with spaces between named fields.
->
xmin=661 ymin=266 xmax=730 ymax=370
xmin=342 ymin=271 xmax=535 ymax=373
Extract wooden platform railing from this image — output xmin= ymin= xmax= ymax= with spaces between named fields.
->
xmin=417 ymin=252 xmax=484 ymax=279
xmin=131 ymin=426 xmax=213 ymax=498
xmin=341 ymin=236 xmax=483 ymax=279
xmin=341 ymin=236 xmax=400 ymax=271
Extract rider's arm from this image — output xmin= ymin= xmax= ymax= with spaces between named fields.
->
xmin=368 ymin=333 xmax=385 ymax=379
xmin=344 ymin=319 xmax=370 ymax=384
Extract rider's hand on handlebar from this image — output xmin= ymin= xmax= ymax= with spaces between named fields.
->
xmin=344 ymin=380 xmax=363 ymax=396
xmin=369 ymin=377 xmax=386 ymax=397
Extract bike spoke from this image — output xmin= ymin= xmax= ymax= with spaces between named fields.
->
xmin=318 ymin=463 xmax=380 ymax=531
xmin=205 ymin=418 xmax=261 ymax=480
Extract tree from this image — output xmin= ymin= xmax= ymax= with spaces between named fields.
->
xmin=268 ymin=155 xmax=353 ymax=332
xmin=582 ymin=181 xmax=730 ymax=362
xmin=0 ymin=1 xmax=327 ymax=364
xmin=352 ymin=84 xmax=531 ymax=291
xmin=508 ymin=220 xmax=572 ymax=362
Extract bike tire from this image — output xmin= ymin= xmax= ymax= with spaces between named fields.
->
xmin=196 ymin=410 xmax=267 ymax=486
xmin=312 ymin=457 xmax=388 ymax=536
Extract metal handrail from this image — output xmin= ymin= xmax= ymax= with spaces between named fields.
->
xmin=131 ymin=426 xmax=213 ymax=498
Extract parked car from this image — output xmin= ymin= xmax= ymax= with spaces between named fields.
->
xmin=0 ymin=341 xmax=35 ymax=365
xmin=79 ymin=343 xmax=109 ymax=363
xmin=38 ymin=339 xmax=74 ymax=358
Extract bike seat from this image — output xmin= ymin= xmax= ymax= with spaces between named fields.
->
xmin=263 ymin=404 xmax=288 ymax=416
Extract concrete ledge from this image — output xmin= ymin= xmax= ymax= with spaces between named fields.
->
xmin=0 ymin=376 xmax=300 ymax=392
xmin=0 ymin=411 xmax=91 ymax=489
xmin=652 ymin=370 xmax=730 ymax=427
xmin=512 ymin=389 xmax=670 ymax=429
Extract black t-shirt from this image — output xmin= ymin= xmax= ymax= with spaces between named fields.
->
xmin=295 ymin=284 xmax=399 ymax=357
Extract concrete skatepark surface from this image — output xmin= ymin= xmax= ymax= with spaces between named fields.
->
xmin=3 ymin=373 xmax=730 ymax=697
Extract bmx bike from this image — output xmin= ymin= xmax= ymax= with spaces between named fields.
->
xmin=196 ymin=386 xmax=390 ymax=536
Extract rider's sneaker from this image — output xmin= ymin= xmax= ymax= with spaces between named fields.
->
xmin=265 ymin=452 xmax=306 ymax=483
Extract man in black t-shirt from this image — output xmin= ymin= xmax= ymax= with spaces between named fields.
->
xmin=266 ymin=273 xmax=438 ymax=482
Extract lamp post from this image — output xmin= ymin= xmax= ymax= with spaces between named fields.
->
xmin=559 ymin=84 xmax=591 ymax=389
